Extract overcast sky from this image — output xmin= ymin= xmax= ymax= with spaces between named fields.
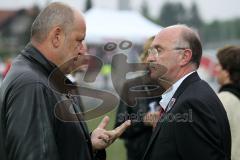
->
xmin=0 ymin=0 xmax=240 ymax=22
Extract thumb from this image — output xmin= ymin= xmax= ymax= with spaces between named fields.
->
xmin=114 ymin=120 xmax=131 ymax=137
xmin=97 ymin=116 xmax=110 ymax=129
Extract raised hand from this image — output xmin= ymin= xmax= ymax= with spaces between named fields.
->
xmin=91 ymin=116 xmax=131 ymax=150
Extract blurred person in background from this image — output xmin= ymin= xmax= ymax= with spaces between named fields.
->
xmin=2 ymin=58 xmax=12 ymax=79
xmin=0 ymin=2 xmax=131 ymax=160
xmin=215 ymin=45 xmax=240 ymax=160
xmin=115 ymin=36 xmax=165 ymax=160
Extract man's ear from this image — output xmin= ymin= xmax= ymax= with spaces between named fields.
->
xmin=50 ymin=26 xmax=64 ymax=48
xmin=179 ymin=49 xmax=192 ymax=66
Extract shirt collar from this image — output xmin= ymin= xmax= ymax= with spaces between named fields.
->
xmin=159 ymin=71 xmax=196 ymax=110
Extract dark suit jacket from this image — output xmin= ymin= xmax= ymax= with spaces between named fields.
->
xmin=142 ymin=72 xmax=231 ymax=160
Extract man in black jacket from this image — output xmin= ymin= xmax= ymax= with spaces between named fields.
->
xmin=142 ymin=25 xmax=231 ymax=160
xmin=0 ymin=2 xmax=130 ymax=160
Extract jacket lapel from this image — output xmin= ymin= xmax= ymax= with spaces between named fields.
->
xmin=142 ymin=72 xmax=201 ymax=160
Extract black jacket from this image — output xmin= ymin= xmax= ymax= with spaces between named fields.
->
xmin=142 ymin=72 xmax=231 ymax=160
xmin=0 ymin=44 xmax=105 ymax=160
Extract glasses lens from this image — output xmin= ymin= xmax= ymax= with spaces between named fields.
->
xmin=148 ymin=48 xmax=158 ymax=56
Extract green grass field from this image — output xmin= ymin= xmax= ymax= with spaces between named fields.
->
xmin=86 ymin=108 xmax=127 ymax=160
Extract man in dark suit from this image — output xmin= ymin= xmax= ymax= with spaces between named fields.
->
xmin=143 ymin=25 xmax=231 ymax=160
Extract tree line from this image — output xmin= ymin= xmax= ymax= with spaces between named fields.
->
xmin=141 ymin=1 xmax=240 ymax=44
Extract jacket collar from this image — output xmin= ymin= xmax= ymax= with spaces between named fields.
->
xmin=219 ymin=83 xmax=240 ymax=100
xmin=20 ymin=43 xmax=57 ymax=75
xmin=160 ymin=71 xmax=196 ymax=111
xmin=21 ymin=43 xmax=80 ymax=103
xmin=170 ymin=72 xmax=200 ymax=105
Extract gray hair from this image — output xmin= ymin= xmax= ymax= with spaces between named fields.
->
xmin=174 ymin=24 xmax=202 ymax=68
xmin=31 ymin=2 xmax=74 ymax=42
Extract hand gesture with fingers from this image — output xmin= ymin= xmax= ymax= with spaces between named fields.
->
xmin=91 ymin=116 xmax=131 ymax=151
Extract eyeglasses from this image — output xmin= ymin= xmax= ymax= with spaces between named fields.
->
xmin=147 ymin=47 xmax=189 ymax=57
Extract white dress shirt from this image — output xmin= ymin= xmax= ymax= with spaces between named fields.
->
xmin=159 ymin=71 xmax=196 ymax=111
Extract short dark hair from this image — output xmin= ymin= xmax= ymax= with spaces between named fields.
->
xmin=181 ymin=28 xmax=202 ymax=68
xmin=31 ymin=2 xmax=74 ymax=42
xmin=217 ymin=46 xmax=240 ymax=83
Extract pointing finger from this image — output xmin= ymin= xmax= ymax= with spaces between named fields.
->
xmin=114 ymin=120 xmax=131 ymax=137
xmin=97 ymin=116 xmax=110 ymax=129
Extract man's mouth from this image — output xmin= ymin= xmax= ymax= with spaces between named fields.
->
xmin=147 ymin=63 xmax=168 ymax=77
xmin=148 ymin=63 xmax=158 ymax=70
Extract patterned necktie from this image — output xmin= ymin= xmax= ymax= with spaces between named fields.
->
xmin=158 ymin=106 xmax=165 ymax=119
xmin=152 ymin=105 xmax=165 ymax=129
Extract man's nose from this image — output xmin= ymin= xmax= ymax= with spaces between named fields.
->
xmin=146 ymin=54 xmax=156 ymax=63
xmin=78 ymin=43 xmax=88 ymax=55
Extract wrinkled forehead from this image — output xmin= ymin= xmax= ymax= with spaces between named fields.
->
xmin=151 ymin=28 xmax=183 ymax=48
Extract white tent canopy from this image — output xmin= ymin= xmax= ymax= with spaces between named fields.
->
xmin=85 ymin=8 xmax=163 ymax=44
